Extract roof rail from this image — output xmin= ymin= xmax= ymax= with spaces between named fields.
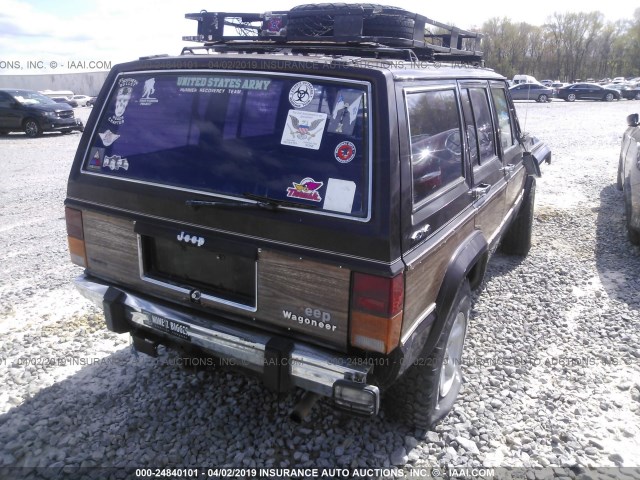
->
xmin=181 ymin=5 xmax=483 ymax=63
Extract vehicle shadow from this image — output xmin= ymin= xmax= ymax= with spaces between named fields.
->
xmin=594 ymin=183 xmax=640 ymax=307
xmin=0 ymin=345 xmax=419 ymax=475
xmin=0 ymin=132 xmax=77 ymax=141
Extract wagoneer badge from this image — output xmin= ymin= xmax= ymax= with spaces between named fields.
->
xmin=177 ymin=231 xmax=205 ymax=247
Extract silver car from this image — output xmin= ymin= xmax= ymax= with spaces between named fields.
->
xmin=509 ymin=83 xmax=553 ymax=102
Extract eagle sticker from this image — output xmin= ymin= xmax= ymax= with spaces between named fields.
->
xmin=286 ymin=177 xmax=324 ymax=202
xmin=281 ymin=110 xmax=327 ymax=150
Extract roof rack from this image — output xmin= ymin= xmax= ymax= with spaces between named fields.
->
xmin=181 ymin=5 xmax=483 ymax=63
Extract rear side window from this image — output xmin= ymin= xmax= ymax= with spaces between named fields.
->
xmin=467 ymin=88 xmax=496 ymax=164
xmin=491 ymin=88 xmax=515 ymax=150
xmin=406 ymin=89 xmax=463 ymax=204
xmin=83 ymin=72 xmax=371 ymax=220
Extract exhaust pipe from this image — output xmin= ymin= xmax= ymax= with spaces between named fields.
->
xmin=290 ymin=391 xmax=321 ymax=423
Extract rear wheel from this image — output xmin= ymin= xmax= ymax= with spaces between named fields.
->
xmin=617 ymin=156 xmax=624 ymax=191
xmin=567 ymin=93 xmax=576 ymax=102
xmin=501 ymin=176 xmax=536 ymax=255
xmin=384 ymin=280 xmax=471 ymax=430
xmin=634 ymin=92 xmax=640 ymax=100
xmin=537 ymin=94 xmax=548 ymax=103
xmin=624 ymin=177 xmax=640 ymax=245
xmin=23 ymin=118 xmax=42 ymax=138
xmin=604 ymin=93 xmax=614 ymax=102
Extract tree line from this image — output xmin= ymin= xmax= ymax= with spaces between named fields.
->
xmin=480 ymin=8 xmax=640 ymax=82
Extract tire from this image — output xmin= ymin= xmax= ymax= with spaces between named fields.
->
xmin=537 ymin=94 xmax=548 ymax=103
xmin=604 ymin=93 xmax=614 ymax=102
xmin=616 ymin=156 xmax=624 ymax=191
xmin=500 ymin=176 xmax=536 ymax=256
xmin=624 ymin=177 xmax=640 ymax=245
xmin=384 ymin=280 xmax=471 ymax=430
xmin=287 ymin=3 xmax=415 ymax=39
xmin=634 ymin=93 xmax=640 ymax=100
xmin=567 ymin=93 xmax=576 ymax=102
xmin=61 ymin=129 xmax=72 ymax=135
xmin=23 ymin=118 xmax=42 ymax=138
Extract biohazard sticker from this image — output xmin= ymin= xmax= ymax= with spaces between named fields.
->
xmin=139 ymin=77 xmax=158 ymax=106
xmin=98 ymin=129 xmax=120 ymax=147
xmin=288 ymin=81 xmax=314 ymax=108
xmin=87 ymin=148 xmax=105 ymax=171
xmin=334 ymin=141 xmax=356 ymax=163
xmin=108 ymin=77 xmax=137 ymax=125
xmin=287 ymin=177 xmax=324 ymax=202
xmin=103 ymin=154 xmax=129 ymax=172
xmin=281 ymin=110 xmax=327 ymax=150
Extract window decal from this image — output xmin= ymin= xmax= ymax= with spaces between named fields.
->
xmin=281 ymin=110 xmax=327 ymax=150
xmin=288 ymin=81 xmax=314 ymax=108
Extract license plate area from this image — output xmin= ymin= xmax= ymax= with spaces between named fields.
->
xmin=135 ymin=222 xmax=257 ymax=311
xmin=143 ymin=311 xmax=191 ymax=341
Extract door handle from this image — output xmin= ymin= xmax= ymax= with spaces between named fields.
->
xmin=502 ymin=164 xmax=516 ymax=174
xmin=471 ymin=183 xmax=491 ymax=200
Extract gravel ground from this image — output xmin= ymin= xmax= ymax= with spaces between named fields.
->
xmin=1 ymin=100 xmax=640 ymax=479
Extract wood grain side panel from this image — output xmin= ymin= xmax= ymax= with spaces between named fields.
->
xmin=402 ymin=217 xmax=475 ymax=337
xmin=257 ymin=250 xmax=350 ymax=349
xmin=83 ymin=210 xmax=139 ymax=285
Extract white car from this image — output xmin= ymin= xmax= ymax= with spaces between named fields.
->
xmin=612 ymin=77 xmax=626 ymax=84
xmin=72 ymin=95 xmax=92 ymax=107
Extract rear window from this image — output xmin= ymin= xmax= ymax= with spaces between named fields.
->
xmin=83 ymin=72 xmax=371 ymax=219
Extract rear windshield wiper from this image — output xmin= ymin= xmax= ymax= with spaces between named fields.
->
xmin=185 ymin=194 xmax=317 ymax=211
xmin=242 ymin=193 xmax=318 ymax=210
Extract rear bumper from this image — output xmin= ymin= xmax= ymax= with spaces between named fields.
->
xmin=74 ymin=275 xmax=380 ymax=415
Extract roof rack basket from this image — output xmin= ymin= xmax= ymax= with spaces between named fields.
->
xmin=181 ymin=5 xmax=483 ymax=63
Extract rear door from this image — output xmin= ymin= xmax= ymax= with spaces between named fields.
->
xmin=0 ymin=92 xmax=20 ymax=129
xmin=398 ymin=82 xmax=474 ymax=250
xmin=458 ymin=81 xmax=506 ymax=242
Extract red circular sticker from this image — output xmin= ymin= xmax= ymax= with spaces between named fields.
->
xmin=334 ymin=141 xmax=356 ymax=163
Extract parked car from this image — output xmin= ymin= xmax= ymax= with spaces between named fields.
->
xmin=66 ymin=3 xmax=549 ymax=429
xmin=612 ymin=77 xmax=626 ymax=84
xmin=0 ymin=88 xmax=84 ymax=137
xmin=556 ymin=83 xmax=621 ymax=102
xmin=621 ymin=86 xmax=640 ymax=101
xmin=509 ymin=83 xmax=553 ymax=102
xmin=72 ymin=95 xmax=93 ymax=107
xmin=512 ymin=74 xmax=538 ymax=85
xmin=51 ymin=96 xmax=79 ymax=108
xmin=540 ymin=79 xmax=553 ymax=87
xmin=617 ymin=113 xmax=640 ymax=244
xmin=86 ymin=96 xmax=97 ymax=107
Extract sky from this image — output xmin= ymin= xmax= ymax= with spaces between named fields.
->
xmin=0 ymin=0 xmax=636 ymax=74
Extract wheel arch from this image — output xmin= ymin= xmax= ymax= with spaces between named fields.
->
xmin=423 ymin=230 xmax=488 ymax=356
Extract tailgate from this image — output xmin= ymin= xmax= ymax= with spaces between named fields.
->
xmin=80 ymin=210 xmax=351 ymax=349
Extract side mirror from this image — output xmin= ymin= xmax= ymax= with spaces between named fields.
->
xmin=523 ymin=152 xmax=542 ymax=178
xmin=627 ymin=113 xmax=639 ymax=127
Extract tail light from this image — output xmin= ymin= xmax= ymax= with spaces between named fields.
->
xmin=350 ymin=272 xmax=404 ymax=354
xmin=65 ymin=207 xmax=87 ymax=268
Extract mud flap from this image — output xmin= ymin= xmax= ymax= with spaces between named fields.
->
xmin=264 ymin=337 xmax=295 ymax=393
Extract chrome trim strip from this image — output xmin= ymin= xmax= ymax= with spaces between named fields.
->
xmin=401 ymin=302 xmax=436 ymax=345
xmin=79 ymin=70 xmax=373 ymax=223
xmin=135 ymin=235 xmax=258 ymax=313
xmin=67 ymin=196 xmax=401 ymax=267
xmin=74 ymin=275 xmax=371 ymax=399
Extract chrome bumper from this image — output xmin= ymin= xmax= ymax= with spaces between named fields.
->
xmin=74 ymin=275 xmax=379 ymax=412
